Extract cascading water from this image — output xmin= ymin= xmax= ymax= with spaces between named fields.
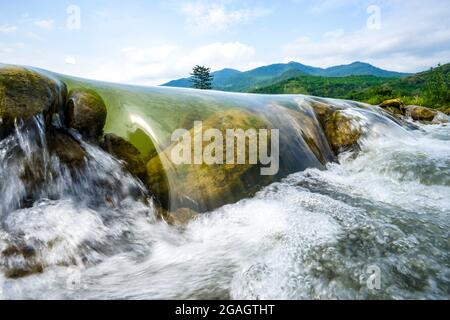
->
xmin=0 ymin=66 xmax=448 ymax=299
xmin=0 ymin=116 xmax=157 ymax=291
xmin=1 ymin=110 xmax=448 ymax=300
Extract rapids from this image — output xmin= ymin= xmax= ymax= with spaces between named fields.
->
xmin=0 ymin=111 xmax=448 ymax=299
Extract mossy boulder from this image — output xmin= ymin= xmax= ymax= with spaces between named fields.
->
xmin=102 ymin=133 xmax=147 ymax=180
xmin=311 ymin=101 xmax=340 ymax=129
xmin=65 ymin=89 xmax=107 ymax=140
xmin=324 ymin=111 xmax=362 ymax=153
xmin=146 ymin=109 xmax=274 ymax=212
xmin=379 ymin=99 xmax=405 ymax=114
xmin=0 ymin=66 xmax=66 ymax=137
xmin=406 ymin=105 xmax=437 ymax=122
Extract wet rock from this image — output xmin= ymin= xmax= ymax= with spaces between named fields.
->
xmin=0 ymin=66 xmax=67 ymax=137
xmin=102 ymin=133 xmax=147 ymax=180
xmin=324 ymin=111 xmax=362 ymax=154
xmin=48 ymin=131 xmax=87 ymax=168
xmin=379 ymin=99 xmax=405 ymax=114
xmin=2 ymin=244 xmax=36 ymax=259
xmin=20 ymin=132 xmax=86 ymax=202
xmin=65 ymin=89 xmax=107 ymax=140
xmin=146 ymin=109 xmax=274 ymax=212
xmin=20 ymin=153 xmax=50 ymax=205
xmin=406 ymin=105 xmax=437 ymax=122
xmin=157 ymin=207 xmax=199 ymax=225
xmin=311 ymin=101 xmax=340 ymax=129
xmin=146 ymin=154 xmax=170 ymax=209
xmin=1 ymin=243 xmax=44 ymax=279
xmin=4 ymin=263 xmax=44 ymax=279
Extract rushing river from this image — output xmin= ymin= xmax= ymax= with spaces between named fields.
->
xmin=0 ymin=111 xmax=448 ymax=299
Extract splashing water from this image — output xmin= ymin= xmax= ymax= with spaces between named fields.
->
xmin=0 ymin=110 xmax=449 ymax=300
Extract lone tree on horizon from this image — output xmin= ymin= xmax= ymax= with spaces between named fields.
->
xmin=190 ymin=65 xmax=214 ymax=90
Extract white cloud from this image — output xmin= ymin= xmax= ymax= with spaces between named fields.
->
xmin=323 ymin=29 xmax=345 ymax=38
xmin=65 ymin=56 xmax=77 ymax=65
xmin=0 ymin=24 xmax=17 ymax=33
xmin=179 ymin=42 xmax=256 ymax=69
xmin=291 ymin=0 xmax=362 ymax=13
xmin=34 ymin=19 xmax=54 ymax=29
xmin=283 ymin=1 xmax=450 ymax=72
xmin=179 ymin=0 xmax=271 ymax=32
xmin=121 ymin=46 xmax=178 ymax=64
xmin=89 ymin=42 xmax=259 ymax=86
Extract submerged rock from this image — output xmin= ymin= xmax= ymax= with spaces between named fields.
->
xmin=0 ymin=66 xmax=66 ymax=137
xmin=1 ymin=243 xmax=44 ymax=279
xmin=157 ymin=207 xmax=199 ymax=225
xmin=324 ymin=111 xmax=362 ymax=153
xmin=146 ymin=109 xmax=275 ymax=212
xmin=311 ymin=100 xmax=341 ymax=129
xmin=48 ymin=131 xmax=87 ymax=168
xmin=406 ymin=105 xmax=437 ymax=122
xmin=20 ymin=132 xmax=86 ymax=206
xmin=65 ymin=89 xmax=107 ymax=140
xmin=102 ymin=133 xmax=147 ymax=180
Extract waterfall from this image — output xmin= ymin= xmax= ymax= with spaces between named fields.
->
xmin=0 ymin=66 xmax=448 ymax=299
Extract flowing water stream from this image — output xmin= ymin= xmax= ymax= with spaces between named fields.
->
xmin=0 ymin=107 xmax=448 ymax=299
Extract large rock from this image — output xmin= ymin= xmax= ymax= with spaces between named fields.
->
xmin=20 ymin=132 xmax=86 ymax=204
xmin=311 ymin=100 xmax=341 ymax=129
xmin=406 ymin=105 xmax=437 ymax=122
xmin=379 ymin=99 xmax=405 ymax=114
xmin=146 ymin=109 xmax=275 ymax=212
xmin=1 ymin=242 xmax=44 ymax=279
xmin=65 ymin=89 xmax=107 ymax=140
xmin=102 ymin=133 xmax=147 ymax=180
xmin=48 ymin=132 xmax=87 ymax=168
xmin=0 ymin=66 xmax=66 ymax=137
xmin=324 ymin=111 xmax=362 ymax=153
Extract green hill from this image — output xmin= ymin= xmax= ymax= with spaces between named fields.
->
xmin=163 ymin=61 xmax=409 ymax=92
xmin=251 ymin=63 xmax=450 ymax=110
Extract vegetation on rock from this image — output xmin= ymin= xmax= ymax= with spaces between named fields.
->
xmin=0 ymin=66 xmax=66 ymax=137
xmin=406 ymin=105 xmax=437 ymax=122
xmin=324 ymin=111 xmax=362 ymax=154
xmin=146 ymin=109 xmax=275 ymax=212
xmin=65 ymin=88 xmax=107 ymax=140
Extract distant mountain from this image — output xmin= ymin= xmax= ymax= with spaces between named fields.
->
xmin=319 ymin=61 xmax=409 ymax=78
xmin=163 ymin=68 xmax=241 ymax=89
xmin=251 ymin=62 xmax=450 ymax=110
xmin=162 ymin=61 xmax=411 ymax=92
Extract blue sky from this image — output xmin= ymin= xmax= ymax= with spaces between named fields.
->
xmin=1 ymin=0 xmax=449 ymax=85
